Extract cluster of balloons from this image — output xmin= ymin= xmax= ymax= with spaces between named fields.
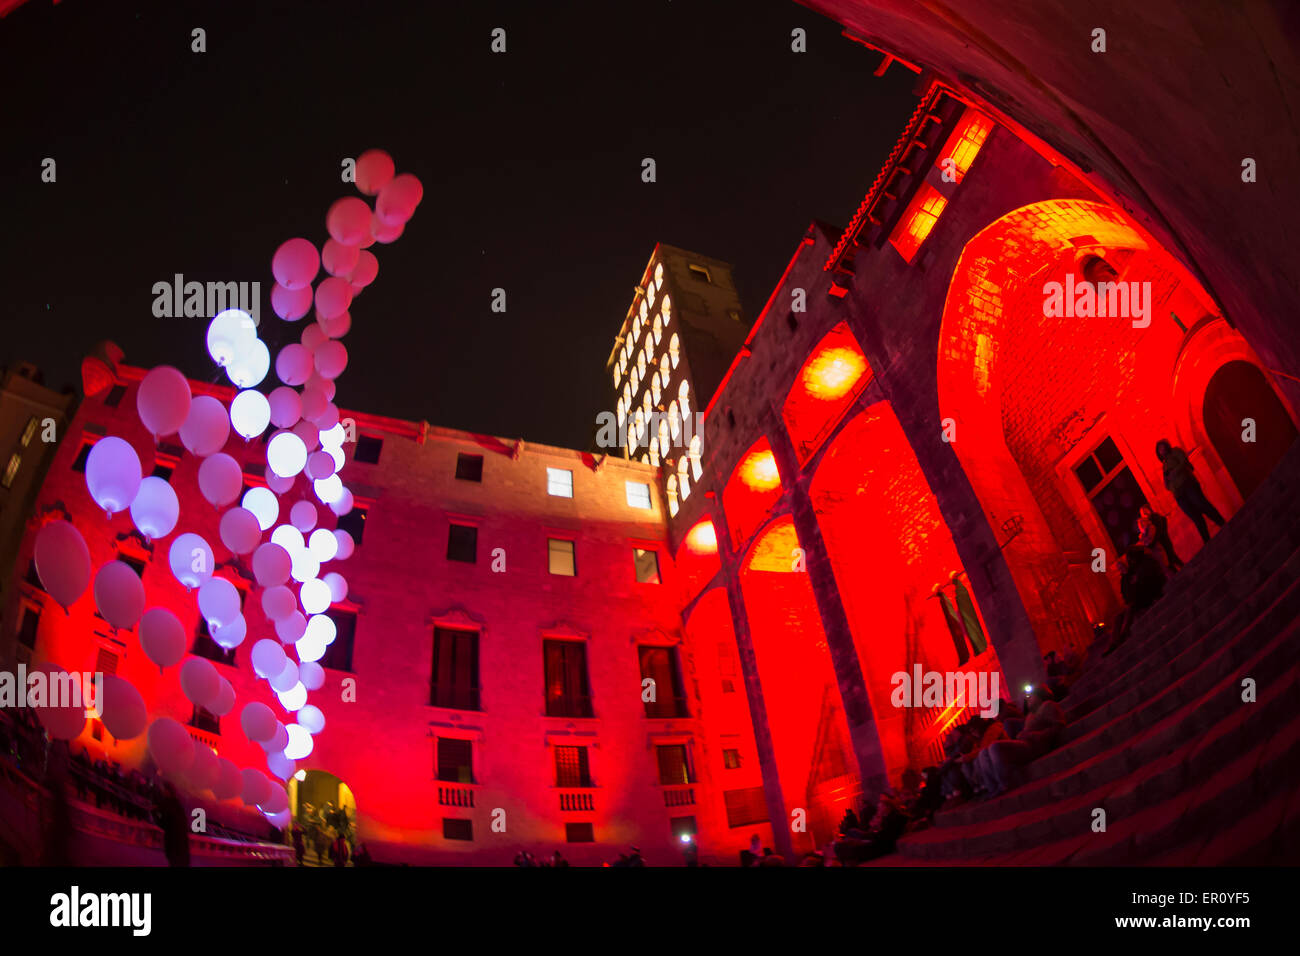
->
xmin=29 ymin=148 xmax=421 ymax=828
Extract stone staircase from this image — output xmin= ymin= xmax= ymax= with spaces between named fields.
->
xmin=894 ymin=441 xmax=1300 ymax=865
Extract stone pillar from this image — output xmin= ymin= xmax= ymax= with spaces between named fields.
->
xmin=764 ymin=415 xmax=890 ymax=800
xmin=706 ymin=494 xmax=796 ymax=864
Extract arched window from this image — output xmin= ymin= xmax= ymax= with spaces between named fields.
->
xmin=613 ymin=364 xmax=621 ymax=389
xmin=667 ymin=475 xmax=679 ymax=517
xmin=630 ymin=364 xmax=640 ymax=394
xmin=649 ymin=442 xmax=660 ymax=467
xmin=669 ymin=333 xmax=680 ymax=369
xmin=668 ymin=400 xmax=681 ymax=442
xmin=647 ymin=278 xmax=657 ymax=305
xmin=659 ymin=352 xmax=670 ymax=382
xmin=678 ymin=457 xmax=691 ymax=499
xmin=623 ymin=338 xmax=632 ymax=364
xmin=651 ymin=371 xmax=661 ymax=405
xmin=616 ymin=396 xmax=626 ymax=427
xmin=652 ymin=313 xmax=662 ymax=345
xmin=639 ymin=299 xmax=648 ymax=322
xmin=658 ymin=418 xmax=670 ymax=457
xmin=632 ymin=314 xmax=642 ymax=342
xmin=622 ymin=381 xmax=631 ymax=411
xmin=633 ymin=409 xmax=645 ymax=449
xmin=637 ymin=351 xmax=646 ymax=379
xmin=661 ymin=295 xmax=672 ymax=325
xmin=678 ymin=379 xmax=691 ymax=420
xmin=654 ymin=262 xmax=664 ymax=288
xmin=642 ymin=391 xmax=652 ymax=418
xmin=643 ymin=338 xmax=654 ymax=366
xmin=689 ymin=434 xmax=703 ymax=481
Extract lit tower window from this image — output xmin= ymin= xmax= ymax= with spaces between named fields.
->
xmin=689 ymin=434 xmax=703 ymax=481
xmin=637 ymin=351 xmax=646 ymax=380
xmin=944 ymin=112 xmax=993 ymax=184
xmin=891 ymin=183 xmax=948 ymax=263
xmin=630 ymin=364 xmax=640 ymax=394
xmin=617 ymin=397 xmax=626 ymax=427
xmin=658 ymin=418 xmax=670 ymax=457
xmin=642 ymin=391 xmax=652 ymax=419
xmin=678 ymin=457 xmax=691 ymax=500
xmin=654 ymin=262 xmax=664 ymax=287
xmin=634 ymin=409 xmax=645 ymax=449
xmin=667 ymin=475 xmax=679 ymax=517
xmin=632 ymin=313 xmax=642 ymax=341
xmin=639 ymin=299 xmax=648 ymax=322
xmin=649 ymin=442 xmax=660 ymax=467
xmin=669 ymin=333 xmax=680 ymax=369
xmin=668 ymin=400 xmax=681 ymax=442
xmin=613 ymin=364 xmax=621 ymax=389
xmin=653 ymin=313 xmax=662 ymax=345
xmin=659 ymin=352 xmax=670 ymax=383
xmin=651 ymin=371 xmax=662 ymax=405
xmin=661 ymin=295 xmax=672 ymax=325
xmin=678 ymin=379 xmax=691 ymax=420
xmin=647 ymin=278 xmax=657 ymax=304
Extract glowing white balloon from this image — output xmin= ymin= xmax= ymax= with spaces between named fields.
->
xmin=309 ymin=528 xmax=338 ymax=562
xmin=268 ymin=431 xmax=307 ymax=478
xmin=305 ymin=613 xmax=336 ymax=646
xmin=319 ymin=423 xmax=347 ymax=448
xmin=290 ymin=550 xmax=321 ymax=584
xmin=284 ymin=723 xmax=314 ymax=760
xmin=207 ymin=310 xmax=257 ymax=366
xmin=85 ymin=436 xmax=142 ymax=514
xmin=277 ymin=682 xmax=308 ymax=712
xmin=296 ymin=631 xmax=326 ymax=663
xmin=329 ymin=488 xmax=354 ymax=516
xmin=227 ymin=339 xmax=270 ymax=388
xmin=313 ymin=474 xmax=344 ymax=504
xmin=297 ymin=704 xmax=325 ymax=734
xmin=169 ymin=533 xmax=214 ymax=589
xmin=299 ymin=579 xmax=330 ymax=615
xmin=269 ymin=659 xmax=300 ymax=693
xmin=230 ymin=389 xmax=271 ymax=439
xmin=270 ymin=524 xmax=305 ymax=553
xmin=333 ymin=529 xmax=355 ymax=560
xmin=251 ymin=638 xmax=287 ymax=679
xmin=299 ymin=661 xmax=325 ymax=691
xmin=130 ymin=475 xmax=179 ymax=539
xmin=212 ymin=615 xmax=247 ymax=649
xmin=289 ymin=500 xmax=317 ymax=532
xmin=198 ymin=577 xmax=241 ymax=628
xmin=242 ymin=486 xmax=279 ymax=531
xmin=322 ymin=571 xmax=348 ymax=603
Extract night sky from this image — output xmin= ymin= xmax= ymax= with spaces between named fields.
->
xmin=1 ymin=0 xmax=917 ymax=450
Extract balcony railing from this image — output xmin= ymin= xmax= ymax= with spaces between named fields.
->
xmin=663 ymin=784 xmax=696 ymax=807
xmin=545 ymin=695 xmax=594 ymax=719
xmin=186 ymin=725 xmax=220 ymax=751
xmin=558 ymin=789 xmax=595 ymax=812
xmin=437 ymin=784 xmax=475 ymax=808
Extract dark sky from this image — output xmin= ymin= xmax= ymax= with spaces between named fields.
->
xmin=0 ymin=0 xmax=917 ymax=449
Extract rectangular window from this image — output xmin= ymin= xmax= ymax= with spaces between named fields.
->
xmin=565 ymin=822 xmax=594 ymax=844
xmin=633 ymin=547 xmax=660 ymax=584
xmin=95 ymin=647 xmax=118 ymax=676
xmin=442 ymin=818 xmax=474 ymax=842
xmin=71 ymin=440 xmax=93 ymax=473
xmin=656 ymin=744 xmax=693 ymax=785
xmin=353 ymin=435 xmax=383 ymax=464
xmin=942 ymin=111 xmax=993 ymax=184
xmin=547 ymin=538 xmax=576 ymax=576
xmin=189 ymin=705 xmax=220 ymax=735
xmin=723 ymin=749 xmax=742 ymax=769
xmin=890 ymin=183 xmax=948 ymax=263
xmin=1074 ymin=437 xmax=1150 ymax=552
xmin=639 ymin=645 xmax=687 ymax=718
xmin=544 ymin=640 xmax=592 ymax=718
xmin=625 ymin=481 xmax=652 ymax=509
xmin=546 ymin=467 xmax=573 ymax=498
xmin=688 ymin=263 xmax=712 ymax=283
xmin=430 ymin=627 xmax=480 ymax=710
xmin=2 ymin=453 xmax=20 ymax=488
xmin=670 ymin=815 xmax=698 ymax=845
xmin=724 ymin=787 xmax=770 ymax=828
xmin=455 ymin=453 xmax=484 ymax=482
xmin=17 ymin=606 xmax=39 ymax=650
xmin=336 ymin=506 xmax=366 ymax=545
xmin=103 ymin=384 xmax=127 ymax=408
xmin=20 ymin=416 xmax=39 ymax=447
xmin=436 ymin=737 xmax=474 ymax=784
xmin=119 ymin=554 xmax=147 ymax=578
xmin=447 ymin=523 xmax=478 ymax=563
xmin=320 ymin=608 xmax=357 ymax=672
xmin=554 ymin=745 xmax=592 ymax=788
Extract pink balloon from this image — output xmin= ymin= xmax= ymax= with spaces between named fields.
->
xmin=198 ymin=452 xmax=243 ymax=508
xmin=99 ymin=674 xmax=147 ymax=740
xmin=219 ymin=506 xmax=262 ymax=555
xmin=210 ymin=678 xmax=236 ymax=717
xmin=252 ymin=542 xmax=292 ymax=587
xmin=251 ymin=638 xmax=287 ymax=678
xmin=333 ymin=529 xmax=355 ymax=560
xmin=292 ymin=419 xmax=320 ymax=452
xmin=319 ymin=309 xmax=352 ymax=339
xmin=242 ymin=768 xmax=273 ymax=807
xmin=376 ymin=173 xmax=423 ymax=226
xmin=261 ymin=721 xmax=290 ymax=753
xmin=136 ymin=366 xmax=192 ymax=437
xmin=311 ymin=403 xmax=340 ymax=430
xmin=271 ymin=238 xmax=320 ymax=290
xmin=147 ymin=716 xmax=195 ymax=777
xmin=266 ymin=751 xmax=296 ymax=781
xmin=180 ymin=656 xmax=221 ymax=709
xmin=214 ymin=757 xmax=243 ymax=800
xmin=305 ymin=373 xmax=337 ymax=402
xmin=261 ymin=584 xmax=296 ymax=622
xmin=180 ymin=395 xmax=231 ymax=457
xmin=240 ymin=701 xmax=277 ymax=743
xmin=34 ymin=519 xmax=91 ymax=609
xmin=261 ymin=781 xmax=290 ymax=814
xmin=187 ymin=744 xmax=221 ymax=792
xmin=306 ymin=450 xmax=336 ymax=480
xmin=322 ymin=238 xmax=360 ymax=277
xmin=265 ymin=466 xmax=295 ymax=495
xmin=314 ymin=340 xmax=348 ymax=380
xmin=355 ymin=149 xmax=395 ymax=196
xmin=290 ymin=500 xmax=317 ymax=532
xmin=275 ymin=611 xmax=306 ymax=644
xmin=326 ymin=197 xmax=373 ymax=246
xmin=271 ymin=282 xmax=313 ymax=322
xmin=314 ymin=276 xmax=353 ymax=319
xmin=139 ymin=607 xmax=186 ymax=668
xmin=300 ymin=386 xmax=328 ymax=422
xmin=276 ymin=344 xmax=314 ymax=386
xmin=301 ymin=322 xmax=327 ymax=352
xmin=348 ymin=250 xmax=378 ymax=289
xmin=32 ymin=662 xmax=88 ymax=741
xmin=93 ymin=560 xmax=145 ymax=630
xmin=370 ymin=212 xmax=404 ymax=244
xmin=268 ymin=386 xmax=302 ymax=429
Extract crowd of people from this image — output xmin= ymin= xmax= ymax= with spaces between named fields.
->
xmin=290 ymin=800 xmax=360 ymax=866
